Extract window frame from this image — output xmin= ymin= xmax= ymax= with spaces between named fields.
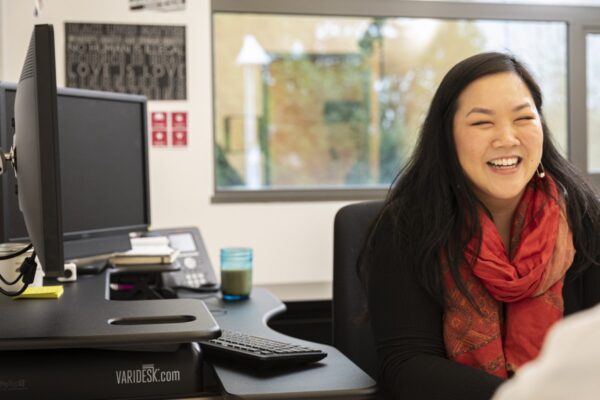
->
xmin=211 ymin=0 xmax=600 ymax=203
xmin=585 ymin=28 xmax=600 ymax=185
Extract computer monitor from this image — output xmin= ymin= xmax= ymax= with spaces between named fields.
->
xmin=0 ymin=23 xmax=219 ymax=349
xmin=2 ymin=24 xmax=65 ymax=278
xmin=0 ymin=82 xmax=150 ymax=260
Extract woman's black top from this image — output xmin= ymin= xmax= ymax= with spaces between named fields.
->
xmin=366 ymin=216 xmax=600 ymax=400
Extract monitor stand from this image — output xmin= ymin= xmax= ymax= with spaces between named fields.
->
xmin=0 ymin=268 xmax=219 ymax=350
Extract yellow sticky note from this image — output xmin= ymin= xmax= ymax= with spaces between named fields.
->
xmin=14 ymin=285 xmax=64 ymax=299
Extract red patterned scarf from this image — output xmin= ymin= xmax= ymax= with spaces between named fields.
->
xmin=443 ymin=175 xmax=575 ymax=378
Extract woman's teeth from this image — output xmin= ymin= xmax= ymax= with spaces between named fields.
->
xmin=487 ymin=157 xmax=519 ymax=168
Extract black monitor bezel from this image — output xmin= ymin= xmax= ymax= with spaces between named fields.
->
xmin=0 ymin=82 xmax=151 ymax=257
xmin=13 ymin=24 xmax=64 ymax=276
xmin=0 ymin=83 xmax=13 ymax=244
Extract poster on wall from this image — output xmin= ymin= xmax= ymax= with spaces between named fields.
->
xmin=65 ymin=23 xmax=186 ymax=100
xmin=171 ymin=111 xmax=188 ymax=146
xmin=151 ymin=112 xmax=169 ymax=146
xmin=130 ymin=0 xmax=186 ymax=12
xmin=150 ymin=111 xmax=188 ymax=147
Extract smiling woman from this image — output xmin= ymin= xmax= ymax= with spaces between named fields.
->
xmin=359 ymin=52 xmax=600 ymax=400
xmin=453 ymin=72 xmax=544 ymax=249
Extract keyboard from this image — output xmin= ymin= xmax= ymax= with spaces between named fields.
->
xmin=199 ymin=330 xmax=327 ymax=369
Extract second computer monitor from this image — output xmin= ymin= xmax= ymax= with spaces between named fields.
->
xmin=0 ymin=83 xmax=150 ymax=259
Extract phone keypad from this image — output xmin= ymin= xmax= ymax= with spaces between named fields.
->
xmin=184 ymin=271 xmax=207 ymax=288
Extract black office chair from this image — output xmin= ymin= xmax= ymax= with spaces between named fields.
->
xmin=333 ymin=200 xmax=383 ymax=380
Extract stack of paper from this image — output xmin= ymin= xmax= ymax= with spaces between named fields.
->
xmin=109 ymin=236 xmax=179 ymax=265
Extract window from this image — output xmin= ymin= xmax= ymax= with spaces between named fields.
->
xmin=212 ymin=1 xmax=580 ymax=201
xmin=587 ymin=33 xmax=600 ymax=173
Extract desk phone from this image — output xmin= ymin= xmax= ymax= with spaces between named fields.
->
xmin=153 ymin=227 xmax=219 ymax=292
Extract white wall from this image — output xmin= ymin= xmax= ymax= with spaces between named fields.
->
xmin=0 ymin=0 xmax=357 ymax=285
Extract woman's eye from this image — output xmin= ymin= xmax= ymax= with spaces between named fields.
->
xmin=471 ymin=121 xmax=492 ymax=126
xmin=516 ymin=116 xmax=535 ymax=122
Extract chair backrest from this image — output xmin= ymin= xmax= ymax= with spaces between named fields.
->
xmin=333 ymin=200 xmax=383 ymax=379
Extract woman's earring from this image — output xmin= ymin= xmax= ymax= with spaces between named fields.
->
xmin=536 ymin=162 xmax=546 ymax=179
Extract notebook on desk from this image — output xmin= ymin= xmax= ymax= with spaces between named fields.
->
xmin=109 ymin=236 xmax=179 ymax=266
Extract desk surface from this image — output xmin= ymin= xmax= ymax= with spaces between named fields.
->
xmin=191 ymin=288 xmax=377 ymax=399
xmin=0 ymin=271 xmax=219 ymax=350
xmin=258 ymin=282 xmax=332 ymax=302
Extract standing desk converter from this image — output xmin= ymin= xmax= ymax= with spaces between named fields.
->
xmin=0 ymin=270 xmax=376 ymax=399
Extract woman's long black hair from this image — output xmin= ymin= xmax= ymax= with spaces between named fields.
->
xmin=360 ymin=52 xmax=600 ymax=306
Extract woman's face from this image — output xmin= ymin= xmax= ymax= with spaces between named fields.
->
xmin=452 ymin=72 xmax=543 ymax=209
